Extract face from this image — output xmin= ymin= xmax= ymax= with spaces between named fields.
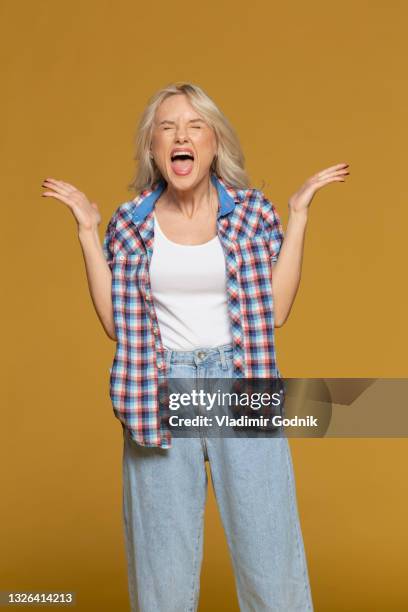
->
xmin=150 ymin=94 xmax=217 ymax=189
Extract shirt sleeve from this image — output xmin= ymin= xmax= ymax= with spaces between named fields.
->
xmin=102 ymin=209 xmax=119 ymax=271
xmin=260 ymin=193 xmax=285 ymax=263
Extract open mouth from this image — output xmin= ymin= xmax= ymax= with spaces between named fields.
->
xmin=170 ymin=151 xmax=195 ymax=176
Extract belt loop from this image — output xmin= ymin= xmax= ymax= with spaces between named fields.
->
xmin=165 ymin=347 xmax=172 ymax=371
xmin=218 ymin=345 xmax=228 ymax=370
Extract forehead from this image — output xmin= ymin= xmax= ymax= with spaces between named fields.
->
xmin=154 ymin=94 xmax=204 ymax=121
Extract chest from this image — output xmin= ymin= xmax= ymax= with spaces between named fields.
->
xmin=153 ymin=207 xmax=218 ymax=246
xmin=150 ymin=221 xmax=227 ymax=294
xmin=112 ymin=202 xmax=270 ymax=275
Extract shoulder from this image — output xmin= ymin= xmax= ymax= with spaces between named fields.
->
xmin=235 ymin=186 xmax=275 ymax=216
xmin=233 ymin=187 xmax=282 ymax=243
xmin=104 ymin=200 xmax=137 ymax=235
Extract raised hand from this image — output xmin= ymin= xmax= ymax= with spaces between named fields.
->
xmin=288 ymin=162 xmax=350 ymax=214
xmin=41 ymin=178 xmax=101 ymax=232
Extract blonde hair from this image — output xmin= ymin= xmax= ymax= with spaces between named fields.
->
xmin=127 ymin=82 xmax=250 ymax=195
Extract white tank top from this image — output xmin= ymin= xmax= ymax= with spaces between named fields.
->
xmin=149 ymin=211 xmax=233 ymax=350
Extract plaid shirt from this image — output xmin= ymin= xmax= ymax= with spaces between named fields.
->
xmin=103 ymin=172 xmax=284 ymax=448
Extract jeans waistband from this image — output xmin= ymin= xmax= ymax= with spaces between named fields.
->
xmin=163 ymin=342 xmax=233 ymax=368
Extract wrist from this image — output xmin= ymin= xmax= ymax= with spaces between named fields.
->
xmin=78 ymin=225 xmax=100 ymax=243
xmin=287 ymin=206 xmax=309 ymax=222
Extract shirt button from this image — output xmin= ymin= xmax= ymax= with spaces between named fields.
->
xmin=145 ymin=294 xmax=151 ymax=301
xmin=153 ymin=326 xmax=159 ymax=335
xmin=157 ymin=362 xmax=163 ymax=369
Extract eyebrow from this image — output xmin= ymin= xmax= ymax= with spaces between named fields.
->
xmin=158 ymin=118 xmax=206 ymax=126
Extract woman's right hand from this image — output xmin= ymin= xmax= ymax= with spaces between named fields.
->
xmin=41 ymin=178 xmax=101 ymax=232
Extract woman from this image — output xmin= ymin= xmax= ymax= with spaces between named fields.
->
xmin=41 ymin=82 xmax=349 ymax=611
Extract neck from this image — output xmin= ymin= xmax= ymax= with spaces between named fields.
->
xmin=162 ymin=173 xmax=218 ymax=219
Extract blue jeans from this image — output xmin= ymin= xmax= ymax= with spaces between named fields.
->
xmin=122 ymin=343 xmax=314 ymax=611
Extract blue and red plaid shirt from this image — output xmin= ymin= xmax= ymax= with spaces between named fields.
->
xmin=103 ymin=172 xmax=284 ymax=448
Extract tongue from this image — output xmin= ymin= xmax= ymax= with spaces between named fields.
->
xmin=171 ymin=158 xmax=194 ymax=176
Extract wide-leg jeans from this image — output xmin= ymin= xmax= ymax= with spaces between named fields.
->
xmin=122 ymin=342 xmax=314 ymax=612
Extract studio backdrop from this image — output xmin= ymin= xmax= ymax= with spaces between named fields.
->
xmin=2 ymin=1 xmax=407 ymax=611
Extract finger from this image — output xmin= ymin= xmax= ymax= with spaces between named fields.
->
xmin=42 ymin=182 xmax=75 ymax=196
xmin=41 ymin=192 xmax=75 ymax=206
xmin=55 ymin=180 xmax=77 ymax=191
xmin=42 ymin=179 xmax=75 ymax=190
xmin=42 ymin=178 xmax=77 ymax=193
xmin=315 ymin=164 xmax=349 ymax=180
xmin=316 ymin=176 xmax=347 ymax=186
xmin=317 ymin=162 xmax=349 ymax=174
xmin=334 ymin=167 xmax=350 ymax=174
xmin=316 ymin=168 xmax=350 ymax=181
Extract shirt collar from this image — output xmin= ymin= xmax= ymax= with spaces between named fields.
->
xmin=131 ymin=171 xmax=240 ymax=224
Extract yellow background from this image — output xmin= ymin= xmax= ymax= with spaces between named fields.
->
xmin=2 ymin=0 xmax=407 ymax=610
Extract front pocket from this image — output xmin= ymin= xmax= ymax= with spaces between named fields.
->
xmin=112 ymin=250 xmax=144 ymax=265
xmin=111 ymin=250 xmax=145 ymax=284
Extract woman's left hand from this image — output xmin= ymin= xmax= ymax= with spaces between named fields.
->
xmin=288 ymin=162 xmax=350 ymax=214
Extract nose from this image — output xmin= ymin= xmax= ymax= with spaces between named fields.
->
xmin=174 ymin=124 xmax=188 ymax=142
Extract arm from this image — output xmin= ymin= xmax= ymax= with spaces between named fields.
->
xmin=265 ymin=161 xmax=350 ymax=327
xmin=41 ymin=177 xmax=117 ymax=341
xmin=78 ymin=226 xmax=117 ymax=341
xmin=271 ymin=210 xmax=308 ymax=327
